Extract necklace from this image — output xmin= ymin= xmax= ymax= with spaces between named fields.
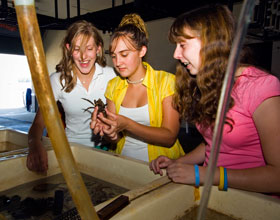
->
xmin=127 ymin=77 xmax=144 ymax=84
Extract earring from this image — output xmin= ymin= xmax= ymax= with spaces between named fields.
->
xmin=96 ymin=53 xmax=100 ymax=57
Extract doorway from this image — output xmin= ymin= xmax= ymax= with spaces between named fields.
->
xmin=0 ymin=53 xmax=34 ymax=133
xmin=0 ymin=53 xmax=32 ymax=109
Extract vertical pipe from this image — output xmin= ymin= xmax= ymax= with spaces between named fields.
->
xmin=54 ymin=0 xmax=58 ymax=19
xmin=197 ymin=0 xmax=256 ymax=219
xmin=77 ymin=0 xmax=80 ymax=16
xmin=227 ymin=0 xmax=234 ymax=11
xmin=112 ymin=0 xmax=115 ymax=8
xmin=66 ymin=0 xmax=70 ymax=19
xmin=13 ymin=0 xmax=99 ymax=219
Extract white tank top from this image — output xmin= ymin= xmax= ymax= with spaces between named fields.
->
xmin=119 ymin=104 xmax=150 ymax=162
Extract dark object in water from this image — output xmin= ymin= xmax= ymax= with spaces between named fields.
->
xmin=0 ymin=191 xmax=63 ymax=219
xmin=18 ymin=196 xmax=54 ymax=217
xmin=0 ymin=195 xmax=21 ymax=212
xmin=1 ymin=173 xmax=127 ymax=219
xmin=53 ymin=190 xmax=64 ymax=215
xmin=53 ymin=207 xmax=80 ymax=220
xmin=32 ymin=183 xmax=59 ymax=192
xmin=82 ymin=98 xmax=107 ymax=117
xmin=0 ymin=195 xmax=9 ymax=211
xmin=0 ymin=195 xmax=53 ymax=219
xmin=54 ymin=195 xmax=129 ymax=220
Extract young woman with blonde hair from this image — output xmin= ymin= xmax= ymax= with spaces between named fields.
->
xmin=27 ymin=20 xmax=115 ymax=172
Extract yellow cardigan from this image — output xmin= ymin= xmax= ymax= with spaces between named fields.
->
xmin=105 ymin=62 xmax=185 ymax=161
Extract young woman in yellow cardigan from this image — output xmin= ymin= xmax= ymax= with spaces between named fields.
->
xmin=91 ymin=14 xmax=185 ymax=162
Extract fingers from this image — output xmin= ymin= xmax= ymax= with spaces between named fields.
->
xmin=27 ymin=154 xmax=46 ymax=172
xmin=92 ymin=117 xmax=108 ymax=136
xmin=90 ymin=107 xmax=99 ymax=129
xmin=94 ymin=110 xmax=119 ymax=141
xmin=39 ymin=152 xmax=48 ymax=172
xmin=26 ymin=155 xmax=33 ymax=171
xmin=91 ymin=109 xmax=112 ymax=137
xmin=99 ymin=127 xmax=104 ymax=137
xmin=149 ymin=159 xmax=162 ymax=175
xmin=98 ymin=113 xmax=116 ymax=128
xmin=103 ymin=128 xmax=118 ymax=141
xmin=105 ymin=108 xmax=117 ymax=120
xmin=103 ymin=123 xmax=116 ymax=134
xmin=26 ymin=147 xmax=48 ymax=173
xmin=167 ymin=166 xmax=182 ymax=183
xmin=27 ymin=154 xmax=38 ymax=171
xmin=149 ymin=156 xmax=171 ymax=176
xmin=90 ymin=121 xmax=96 ymax=129
xmin=166 ymin=163 xmax=193 ymax=184
xmin=99 ymin=115 xmax=118 ymax=141
xmin=92 ymin=122 xmax=102 ymax=135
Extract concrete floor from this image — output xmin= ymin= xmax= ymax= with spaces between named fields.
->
xmin=0 ymin=107 xmax=35 ymax=133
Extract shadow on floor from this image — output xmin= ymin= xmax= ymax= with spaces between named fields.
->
xmin=0 ymin=107 xmax=204 ymax=154
xmin=0 ymin=107 xmax=35 ymax=133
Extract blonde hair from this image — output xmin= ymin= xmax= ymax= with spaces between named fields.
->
xmin=110 ymin=13 xmax=148 ymax=53
xmin=119 ymin=13 xmax=149 ymax=39
xmin=56 ymin=20 xmax=106 ymax=93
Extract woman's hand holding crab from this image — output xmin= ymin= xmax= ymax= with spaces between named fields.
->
xmin=91 ymin=107 xmax=125 ymax=142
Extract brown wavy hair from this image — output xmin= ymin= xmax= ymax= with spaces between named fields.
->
xmin=109 ymin=13 xmax=148 ymax=53
xmin=56 ymin=20 xmax=106 ymax=92
xmin=169 ymin=4 xmax=236 ymax=130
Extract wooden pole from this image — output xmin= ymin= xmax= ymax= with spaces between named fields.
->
xmin=97 ymin=176 xmax=171 ymax=219
xmin=14 ymin=1 xmax=99 ymax=219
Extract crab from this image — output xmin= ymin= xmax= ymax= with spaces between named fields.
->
xmin=82 ymin=98 xmax=107 ymax=117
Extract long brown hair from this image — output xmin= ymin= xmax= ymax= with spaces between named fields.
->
xmin=109 ymin=13 xmax=148 ymax=54
xmin=170 ymin=4 xmax=236 ymax=129
xmin=56 ymin=20 xmax=106 ymax=92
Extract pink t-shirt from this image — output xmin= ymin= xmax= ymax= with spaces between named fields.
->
xmin=197 ymin=67 xmax=280 ymax=169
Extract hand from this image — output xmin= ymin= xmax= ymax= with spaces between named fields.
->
xmin=166 ymin=162 xmax=196 ymax=184
xmin=26 ymin=140 xmax=48 ymax=173
xmin=98 ymin=109 xmax=127 ymax=132
xmin=96 ymin=109 xmax=125 ymax=141
xmin=90 ymin=107 xmax=109 ymax=136
xmin=149 ymin=155 xmax=174 ymax=176
xmin=90 ymin=106 xmax=100 ymax=132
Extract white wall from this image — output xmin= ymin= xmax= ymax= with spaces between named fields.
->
xmin=43 ymin=30 xmax=66 ymax=74
xmin=145 ymin=17 xmax=177 ymax=73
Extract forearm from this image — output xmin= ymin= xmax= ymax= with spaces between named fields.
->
xmin=28 ymin=109 xmax=45 ymax=147
xmin=28 ymin=124 xmax=43 ymax=141
xmin=124 ymin=118 xmax=178 ymax=147
xmin=195 ymin=165 xmax=280 ymax=193
xmin=177 ymin=142 xmax=206 ymax=164
xmin=28 ymin=126 xmax=45 ymax=152
xmin=226 ymin=166 xmax=280 ymax=193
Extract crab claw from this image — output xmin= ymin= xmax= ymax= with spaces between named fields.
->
xmin=81 ymin=98 xmax=95 ymax=106
xmin=82 ymin=107 xmax=95 ymax=113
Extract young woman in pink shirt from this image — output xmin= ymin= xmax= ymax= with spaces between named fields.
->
xmin=150 ymin=4 xmax=280 ymax=194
